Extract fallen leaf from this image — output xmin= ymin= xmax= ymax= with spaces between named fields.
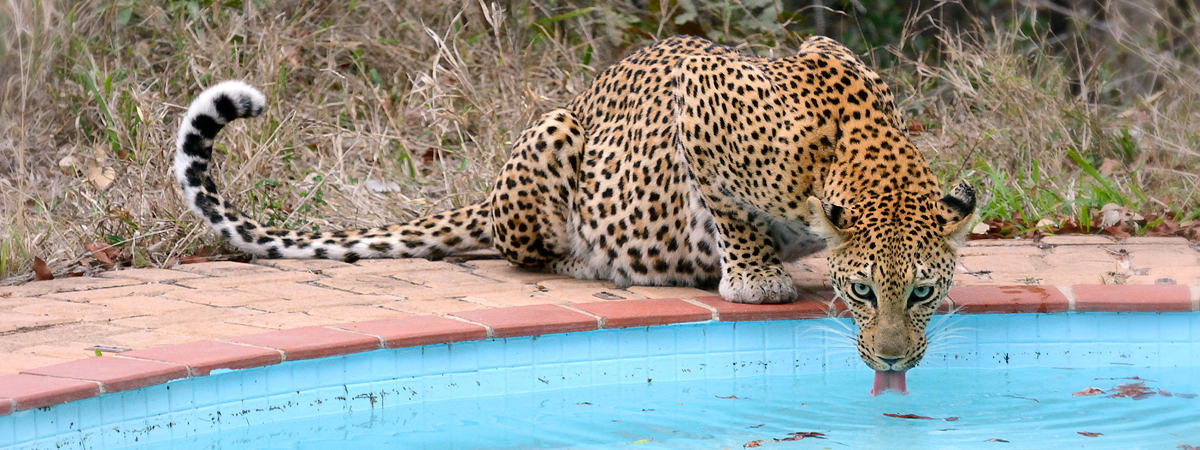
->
xmin=743 ymin=440 xmax=765 ymax=448
xmin=32 ymin=257 xmax=53 ymax=281
xmin=1178 ymin=445 xmax=1198 ymax=450
xmin=1102 ymin=223 xmax=1132 ymax=239
xmin=716 ymin=395 xmax=740 ymax=399
xmin=85 ymin=161 xmax=116 ymax=190
xmin=576 ymin=402 xmax=592 ymax=405
xmin=83 ymin=243 xmax=115 ymax=267
xmin=0 ymin=292 xmax=12 ymax=298
xmin=1073 ymin=387 xmax=1105 ymax=396
xmin=1159 ymin=389 xmax=1173 ymax=397
xmin=986 ymin=438 xmax=1009 ymax=442
xmin=364 ymin=179 xmax=402 ymax=193
xmin=57 ymin=155 xmax=81 ymax=175
xmin=944 ymin=416 xmax=960 ymax=421
xmin=1098 ymin=158 xmax=1121 ymax=175
xmin=179 ymin=255 xmax=211 ymax=265
xmin=1175 ymin=393 xmax=1196 ymax=399
xmin=884 ymin=413 xmax=936 ymax=420
xmin=1078 ymin=432 xmax=1103 ymax=437
xmin=629 ymin=438 xmax=652 ymax=444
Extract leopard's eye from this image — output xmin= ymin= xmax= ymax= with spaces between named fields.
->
xmin=912 ymin=285 xmax=932 ymax=299
xmin=849 ymin=283 xmax=877 ymax=308
xmin=852 ymin=283 xmax=872 ymax=297
xmin=908 ymin=285 xmax=935 ymax=307
xmin=850 ymin=282 xmax=876 ymax=304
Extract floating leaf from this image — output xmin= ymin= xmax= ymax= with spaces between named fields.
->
xmin=1072 ymin=387 xmax=1105 ymax=396
xmin=986 ymin=438 xmax=1009 ymax=442
xmin=1078 ymin=432 xmax=1103 ymax=437
xmin=742 ymin=440 xmax=765 ymax=448
xmin=945 ymin=416 xmax=960 ymax=421
xmin=780 ymin=431 xmax=825 ymax=441
xmin=628 ymin=438 xmax=652 ymax=445
xmin=716 ymin=395 xmax=740 ymax=399
xmin=884 ymin=413 xmax=935 ymax=420
xmin=1108 ymin=382 xmax=1154 ymax=400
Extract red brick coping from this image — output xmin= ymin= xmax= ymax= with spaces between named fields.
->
xmin=0 ymin=284 xmax=1195 ymax=416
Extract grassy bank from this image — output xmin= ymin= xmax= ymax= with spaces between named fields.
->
xmin=2 ymin=0 xmax=1197 ymax=283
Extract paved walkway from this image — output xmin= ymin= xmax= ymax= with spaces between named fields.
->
xmin=1 ymin=236 xmax=1198 ymax=376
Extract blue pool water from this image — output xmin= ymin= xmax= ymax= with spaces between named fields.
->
xmin=3 ymin=313 xmax=1199 ymax=449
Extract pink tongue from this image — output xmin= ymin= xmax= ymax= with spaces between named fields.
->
xmin=871 ymin=371 xmax=908 ymax=396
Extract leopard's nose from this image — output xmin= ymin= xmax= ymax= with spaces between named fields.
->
xmin=878 ymin=357 xmax=902 ymax=366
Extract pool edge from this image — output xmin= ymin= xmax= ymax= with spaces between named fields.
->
xmin=0 ymin=283 xmax=1196 ymax=416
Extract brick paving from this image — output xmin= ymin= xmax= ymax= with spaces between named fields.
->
xmin=0 ymin=235 xmax=1196 ymax=381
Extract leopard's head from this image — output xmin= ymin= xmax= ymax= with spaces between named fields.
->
xmin=808 ymin=180 xmax=977 ymax=395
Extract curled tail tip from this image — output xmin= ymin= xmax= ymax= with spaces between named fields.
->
xmin=175 ymin=80 xmax=267 ymax=161
xmin=186 ymin=80 xmax=267 ymax=123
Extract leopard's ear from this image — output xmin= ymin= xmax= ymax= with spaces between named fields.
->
xmin=936 ymin=180 xmax=978 ymax=244
xmin=806 ymin=197 xmax=852 ymax=247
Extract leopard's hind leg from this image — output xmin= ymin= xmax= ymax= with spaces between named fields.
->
xmin=487 ymin=109 xmax=586 ymax=271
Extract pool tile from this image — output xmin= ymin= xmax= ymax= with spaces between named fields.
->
xmin=21 ymin=357 xmax=187 ymax=394
xmin=452 ymin=304 xmax=599 ymax=338
xmin=571 ymin=299 xmax=712 ymax=328
xmin=120 ymin=341 xmax=283 ymax=377
xmin=0 ymin=374 xmax=100 ymax=411
xmin=587 ymin=329 xmax=621 ymax=361
xmin=558 ymin=331 xmax=591 ymax=363
xmin=423 ymin=343 xmax=455 ymax=378
xmin=646 ymin=326 xmax=679 ymax=356
xmin=692 ymin=295 xmax=831 ymax=321
xmin=1073 ymin=284 xmax=1192 ymax=312
xmin=948 ymin=285 xmax=1070 ymax=314
xmin=334 ymin=316 xmax=488 ymax=349
xmin=225 ymin=326 xmax=381 ymax=361
xmin=531 ymin=334 xmax=566 ymax=365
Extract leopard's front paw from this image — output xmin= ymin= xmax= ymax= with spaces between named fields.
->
xmin=718 ymin=265 xmax=798 ymax=304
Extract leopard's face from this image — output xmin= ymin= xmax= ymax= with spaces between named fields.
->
xmin=827 ymin=230 xmax=956 ymax=372
xmin=807 ymin=180 xmax=977 ymax=374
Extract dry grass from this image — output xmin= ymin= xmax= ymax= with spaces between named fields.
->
xmin=890 ymin=10 xmax=1200 ymax=227
xmin=1 ymin=0 xmax=611 ymax=282
xmin=2 ymin=1 xmax=1197 ymax=283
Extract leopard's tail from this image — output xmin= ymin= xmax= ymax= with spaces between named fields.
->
xmin=174 ymin=81 xmax=493 ymax=262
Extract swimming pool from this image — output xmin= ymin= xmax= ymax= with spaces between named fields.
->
xmin=2 ymin=312 xmax=1198 ymax=449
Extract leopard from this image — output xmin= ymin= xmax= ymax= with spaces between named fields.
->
xmin=174 ymin=35 xmax=977 ymax=395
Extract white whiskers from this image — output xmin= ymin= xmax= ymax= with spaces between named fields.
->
xmin=924 ymin=305 xmax=972 ymax=354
